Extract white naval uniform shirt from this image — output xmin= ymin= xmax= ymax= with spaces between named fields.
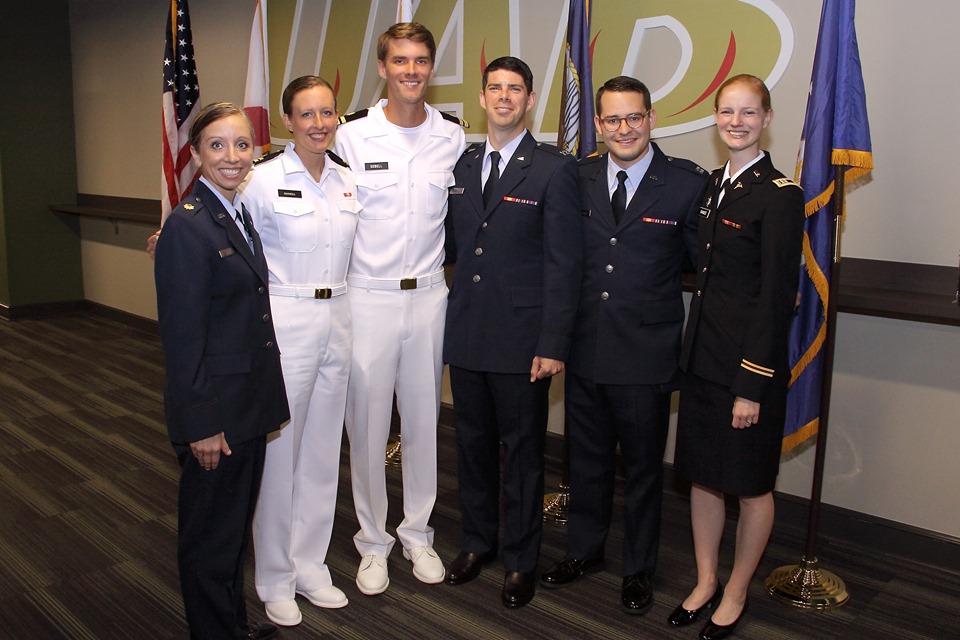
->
xmin=334 ymin=99 xmax=466 ymax=278
xmin=240 ymin=143 xmax=360 ymax=286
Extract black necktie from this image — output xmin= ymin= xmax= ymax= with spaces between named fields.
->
xmin=611 ymin=170 xmax=628 ymax=224
xmin=483 ymin=150 xmax=501 ymax=206
xmin=717 ymin=178 xmax=731 ymax=206
xmin=236 ymin=208 xmax=256 ymax=254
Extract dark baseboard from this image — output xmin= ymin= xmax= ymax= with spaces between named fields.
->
xmin=81 ymin=301 xmax=159 ymax=335
xmin=478 ymin=420 xmax=960 ymax=573
xmin=771 ymin=490 xmax=960 ymax=572
xmin=0 ymin=299 xmax=158 ymax=335
xmin=0 ymin=299 xmax=87 ymax=320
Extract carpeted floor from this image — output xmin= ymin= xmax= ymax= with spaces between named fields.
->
xmin=0 ymin=312 xmax=957 ymax=639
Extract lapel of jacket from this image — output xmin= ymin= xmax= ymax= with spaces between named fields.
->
xmin=586 ymin=154 xmax=617 ymax=228
xmin=463 ymin=143 xmax=485 ymax=220
xmin=718 ymin=154 xmax=770 ymax=212
xmin=195 ymin=181 xmax=267 ymax=285
xmin=484 ymin=131 xmax=536 ymax=217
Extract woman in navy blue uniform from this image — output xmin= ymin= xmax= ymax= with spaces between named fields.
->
xmin=155 ymin=102 xmax=288 ymax=640
xmin=670 ymin=75 xmax=804 ymax=640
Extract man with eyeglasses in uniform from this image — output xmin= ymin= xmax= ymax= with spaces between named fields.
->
xmin=540 ymin=76 xmax=708 ymax=615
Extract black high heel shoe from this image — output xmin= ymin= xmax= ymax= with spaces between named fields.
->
xmin=667 ymin=582 xmax=723 ymax=627
xmin=698 ymin=596 xmax=748 ymax=640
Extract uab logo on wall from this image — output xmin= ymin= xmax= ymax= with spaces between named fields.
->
xmin=267 ymin=0 xmax=791 ymax=140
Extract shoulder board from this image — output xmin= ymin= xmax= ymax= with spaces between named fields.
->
xmin=666 ymin=155 xmax=707 ymax=175
xmin=338 ymin=108 xmax=369 ymax=125
xmin=533 ymin=141 xmax=568 ymax=157
xmin=463 ymin=142 xmax=482 ymax=156
xmin=325 ymin=149 xmax=349 ymax=168
xmin=253 ymin=149 xmax=283 ymax=165
xmin=179 ymin=195 xmax=205 ymax=214
xmin=773 ymin=177 xmax=801 ymax=189
xmin=578 ymin=154 xmax=604 ymax=167
xmin=440 ymin=111 xmax=469 ymax=128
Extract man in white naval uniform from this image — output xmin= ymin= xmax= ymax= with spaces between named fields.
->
xmin=243 ymin=77 xmax=360 ymax=626
xmin=334 ymin=22 xmax=466 ymax=595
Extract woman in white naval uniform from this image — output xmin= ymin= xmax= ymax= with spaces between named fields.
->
xmin=242 ymin=76 xmax=360 ymax=627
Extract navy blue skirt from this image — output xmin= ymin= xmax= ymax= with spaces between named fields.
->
xmin=674 ymin=371 xmax=786 ymax=496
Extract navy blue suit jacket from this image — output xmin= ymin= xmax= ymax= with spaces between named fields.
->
xmin=155 ymin=181 xmax=289 ymax=446
xmin=444 ymin=132 xmax=582 ymax=373
xmin=567 ymin=144 xmax=708 ymax=387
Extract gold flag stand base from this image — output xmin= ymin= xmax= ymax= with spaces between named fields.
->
xmin=542 ymin=483 xmax=570 ymax=525
xmin=385 ymin=439 xmax=402 ymax=467
xmin=764 ymin=556 xmax=849 ymax=610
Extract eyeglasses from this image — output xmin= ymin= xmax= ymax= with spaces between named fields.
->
xmin=599 ymin=112 xmax=649 ymax=132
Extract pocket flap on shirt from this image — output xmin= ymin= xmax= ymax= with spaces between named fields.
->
xmin=355 ymin=172 xmax=400 ymax=191
xmin=338 ymin=198 xmax=362 ymax=214
xmin=427 ymin=170 xmax=456 ymax=189
xmin=272 ymin=199 xmax=315 ymax=217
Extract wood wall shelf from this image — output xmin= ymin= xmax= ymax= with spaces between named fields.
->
xmin=56 ymin=194 xmax=960 ymax=327
xmin=51 ymin=193 xmax=160 ymax=226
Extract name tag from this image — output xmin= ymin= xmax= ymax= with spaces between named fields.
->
xmin=218 ymin=247 xmax=236 ymax=258
xmin=364 ymin=162 xmax=389 ymax=171
xmin=449 ymin=187 xmax=465 ymax=195
xmin=699 ymin=207 xmax=711 ymax=218
xmin=278 ymin=189 xmax=301 ymax=198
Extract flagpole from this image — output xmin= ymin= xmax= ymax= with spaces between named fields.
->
xmin=764 ymin=165 xmax=849 ymax=610
xmin=543 ymin=425 xmax=571 ymax=525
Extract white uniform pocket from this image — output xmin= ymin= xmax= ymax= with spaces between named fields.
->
xmin=355 ymin=172 xmax=400 ymax=219
xmin=272 ymin=199 xmax=317 ymax=253
xmin=337 ymin=197 xmax=361 ymax=248
xmin=426 ymin=170 xmax=456 ymax=217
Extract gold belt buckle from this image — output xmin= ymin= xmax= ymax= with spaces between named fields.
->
xmin=314 ymin=288 xmax=333 ymax=299
xmin=400 ymin=278 xmax=418 ymax=290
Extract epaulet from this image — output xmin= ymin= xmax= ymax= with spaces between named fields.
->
xmin=179 ymin=195 xmax=205 ymax=215
xmin=338 ymin=108 xmax=369 ymax=125
xmin=440 ymin=111 xmax=469 ymax=128
xmin=773 ymin=177 xmax=802 ymax=189
xmin=325 ymin=149 xmax=349 ymax=168
xmin=254 ymin=149 xmax=283 ymax=165
xmin=462 ymin=142 xmax=482 ymax=156
xmin=533 ymin=141 xmax=568 ymax=157
xmin=578 ymin=154 xmax=604 ymax=167
xmin=666 ymin=155 xmax=707 ymax=175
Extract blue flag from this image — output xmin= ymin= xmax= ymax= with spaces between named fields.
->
xmin=557 ymin=0 xmax=596 ymax=159
xmin=784 ymin=0 xmax=873 ymax=451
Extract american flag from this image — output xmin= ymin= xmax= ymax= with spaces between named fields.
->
xmin=161 ymin=0 xmax=200 ymax=222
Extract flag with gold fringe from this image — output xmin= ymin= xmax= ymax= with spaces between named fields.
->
xmin=784 ymin=0 xmax=872 ymax=451
xmin=557 ymin=0 xmax=596 ymax=159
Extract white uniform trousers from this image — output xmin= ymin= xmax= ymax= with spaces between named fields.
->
xmin=345 ymin=280 xmax=447 ymax=557
xmin=254 ymin=294 xmax=351 ymax=602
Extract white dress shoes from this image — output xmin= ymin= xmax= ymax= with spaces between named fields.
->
xmin=356 ymin=554 xmax=389 ymax=595
xmin=264 ymin=599 xmax=302 ymax=627
xmin=403 ymin=546 xmax=445 ymax=584
xmin=297 ymin=585 xmax=348 ymax=609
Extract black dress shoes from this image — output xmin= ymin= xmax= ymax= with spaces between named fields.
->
xmin=540 ymin=556 xmax=604 ymax=589
xmin=621 ymin=573 xmax=654 ymax=615
xmin=247 ymin=621 xmax=279 ymax=640
xmin=501 ymin=571 xmax=536 ymax=608
xmin=668 ymin=582 xmax=724 ymax=626
xmin=699 ymin=597 xmax=748 ymax=640
xmin=445 ymin=550 xmax=496 ymax=585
